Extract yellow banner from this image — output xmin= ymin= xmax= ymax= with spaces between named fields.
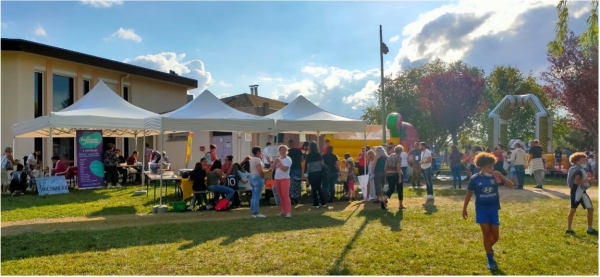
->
xmin=185 ymin=132 xmax=193 ymax=165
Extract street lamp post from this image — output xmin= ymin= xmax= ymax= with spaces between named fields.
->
xmin=379 ymin=25 xmax=389 ymax=145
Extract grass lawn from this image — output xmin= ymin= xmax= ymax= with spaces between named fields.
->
xmin=1 ymin=176 xmax=598 ymax=275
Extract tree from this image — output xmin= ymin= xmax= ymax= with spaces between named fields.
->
xmin=549 ymin=0 xmax=598 ymax=56
xmin=361 ymin=60 xmax=450 ymax=148
xmin=542 ymin=31 xmax=598 ymax=144
xmin=417 ymin=64 xmax=486 ymax=145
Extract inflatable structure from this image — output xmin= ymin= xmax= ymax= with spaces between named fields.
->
xmin=487 ymin=94 xmax=553 ymax=153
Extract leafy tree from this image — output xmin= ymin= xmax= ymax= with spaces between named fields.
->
xmin=549 ymin=0 xmax=598 ymax=56
xmin=542 ymin=31 xmax=598 ymax=145
xmin=417 ymin=63 xmax=485 ymax=145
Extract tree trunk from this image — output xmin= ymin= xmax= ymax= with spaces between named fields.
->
xmin=451 ymin=131 xmax=458 ymax=146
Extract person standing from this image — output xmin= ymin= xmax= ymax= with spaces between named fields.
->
xmin=419 ymin=142 xmax=434 ymax=199
xmin=373 ymin=146 xmax=388 ymax=207
xmin=144 ymin=143 xmax=153 ymax=171
xmin=493 ymin=144 xmax=507 ymax=176
xmin=26 ymin=148 xmax=41 ymax=189
xmin=528 ymin=140 xmax=545 ymax=189
xmin=409 ymin=142 xmax=422 ymax=188
xmin=322 ymin=145 xmax=340 ymax=203
xmin=1 ymin=147 xmax=18 ymax=195
xmin=366 ymin=150 xmax=376 ymax=201
xmin=555 ymin=147 xmax=563 ymax=170
xmin=273 ymin=145 xmax=293 ymax=217
xmin=357 ymin=146 xmax=367 ymax=176
xmin=287 ymin=140 xmax=303 ymax=205
xmin=510 ymin=143 xmax=527 ymax=189
xmin=449 ymin=145 xmax=464 ymax=189
xmin=262 ymin=142 xmax=273 ymax=169
xmin=400 ymin=147 xmax=409 ymax=183
xmin=304 ymin=141 xmax=327 ymax=208
xmin=249 ymin=147 xmax=266 ymax=218
xmin=321 ymin=138 xmax=331 ymax=155
xmin=384 ymin=145 xmax=405 ymax=210
xmin=565 ymin=152 xmax=598 ymax=235
xmin=104 ymin=143 xmax=121 ymax=188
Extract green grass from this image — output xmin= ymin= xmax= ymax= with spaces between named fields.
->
xmin=0 ymin=176 xmax=577 ymax=222
xmin=1 ymin=197 xmax=597 ymax=275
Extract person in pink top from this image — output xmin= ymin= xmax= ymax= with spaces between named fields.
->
xmin=321 ymin=138 xmax=331 ymax=155
xmin=50 ymin=156 xmax=67 ymax=176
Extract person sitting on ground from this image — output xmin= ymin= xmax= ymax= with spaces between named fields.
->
xmin=188 ymin=159 xmax=209 ymax=211
xmin=9 ymin=163 xmax=28 ymax=196
xmin=207 ymin=160 xmax=235 ymax=209
xmin=566 ymin=152 xmax=598 ymax=235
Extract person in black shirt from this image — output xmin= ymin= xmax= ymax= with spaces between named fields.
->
xmin=322 ymin=146 xmax=340 ymax=203
xmin=304 ymin=142 xmax=328 ymax=208
xmin=287 ymin=140 xmax=304 ymax=204
xmin=528 ymin=140 xmax=545 ymax=189
xmin=188 ymin=159 xmax=208 ymax=211
xmin=115 ymin=149 xmax=129 ymax=186
xmin=555 ymin=148 xmax=563 ymax=169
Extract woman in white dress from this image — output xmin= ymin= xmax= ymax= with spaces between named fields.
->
xmin=366 ymin=150 xmax=376 ymax=201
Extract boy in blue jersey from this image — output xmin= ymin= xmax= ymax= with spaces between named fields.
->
xmin=462 ymin=152 xmax=514 ymax=271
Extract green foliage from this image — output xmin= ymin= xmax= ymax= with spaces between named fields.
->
xmin=549 ymin=0 xmax=599 ymax=56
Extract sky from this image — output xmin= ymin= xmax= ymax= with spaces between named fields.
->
xmin=1 ymin=0 xmax=592 ymax=119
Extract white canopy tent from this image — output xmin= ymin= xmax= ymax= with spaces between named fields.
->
xmin=265 ymin=95 xmax=367 ymax=134
xmin=143 ymin=90 xmax=275 ymax=133
xmin=12 ymin=80 xmax=162 ymax=138
xmin=11 ymin=80 xmax=162 ymax=194
xmin=143 ymin=90 xmax=276 ymax=206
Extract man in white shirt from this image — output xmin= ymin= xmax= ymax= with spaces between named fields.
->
xmin=263 ymin=142 xmax=279 ymax=169
xmin=510 ymin=143 xmax=527 ymax=189
xmin=419 ymin=142 xmax=434 ymax=199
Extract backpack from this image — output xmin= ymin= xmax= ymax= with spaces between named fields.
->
xmin=215 ymin=198 xmax=229 ymax=211
xmin=10 ymin=171 xmax=21 ymax=183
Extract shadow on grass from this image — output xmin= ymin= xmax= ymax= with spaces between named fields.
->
xmin=328 ymin=205 xmax=404 ymax=275
xmin=0 ymin=189 xmax=111 ymax=212
xmin=1 ymin=213 xmax=346 ymax=262
xmin=88 ymin=206 xmax=138 ymax=217
xmin=492 ymin=268 xmax=507 ymax=275
xmin=423 ymin=199 xmax=437 ymax=215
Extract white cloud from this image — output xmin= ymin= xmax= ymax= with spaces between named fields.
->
xmin=34 ymin=24 xmax=46 ymax=36
xmin=342 ymin=80 xmax=380 ymax=110
xmin=217 ymin=80 xmax=233 ymax=87
xmin=389 ymin=35 xmax=400 ymax=42
xmin=80 ymin=0 xmax=123 ymax=8
xmin=124 ymin=52 xmax=213 ymax=96
xmin=106 ymin=28 xmax=142 ymax=43
xmin=218 ymin=93 xmax=230 ymax=99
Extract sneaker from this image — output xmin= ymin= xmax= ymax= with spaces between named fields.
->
xmin=310 ymin=205 xmax=320 ymax=208
xmin=187 ymin=206 xmax=194 ymax=211
xmin=487 ymin=260 xmax=498 ymax=271
xmin=116 ymin=184 xmax=123 ymax=188
xmin=252 ymin=213 xmax=266 ymax=218
xmin=107 ymin=185 xmax=115 ymax=189
xmin=276 ymin=212 xmax=284 ymax=216
xmin=565 ymin=229 xmax=575 ymax=235
xmin=380 ymin=200 xmax=387 ymax=210
xmin=19 ymin=192 xmax=24 ymax=195
xmin=206 ymin=205 xmax=214 ymax=210
xmin=587 ymin=229 xmax=598 ymax=235
xmin=321 ymin=205 xmax=328 ymax=208
xmin=426 ymin=195 xmax=434 ymax=200
xmin=285 ymin=213 xmax=292 ymax=218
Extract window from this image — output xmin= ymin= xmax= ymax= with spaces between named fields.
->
xmin=123 ymin=86 xmax=129 ymax=102
xmin=83 ymin=80 xmax=90 ymax=95
xmin=34 ymin=72 xmax=43 ymax=118
xmin=53 ymin=75 xmax=75 ymax=164
xmin=53 ymin=75 xmax=74 ymax=112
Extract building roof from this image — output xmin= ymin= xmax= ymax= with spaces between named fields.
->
xmin=221 ymin=93 xmax=287 ymax=110
xmin=1 ymin=38 xmax=198 ymax=88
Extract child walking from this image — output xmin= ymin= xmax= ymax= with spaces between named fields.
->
xmin=566 ymin=152 xmax=598 ymax=235
xmin=462 ymin=152 xmax=514 ymax=270
xmin=346 ymin=159 xmax=356 ymax=201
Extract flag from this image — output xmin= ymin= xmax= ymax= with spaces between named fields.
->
xmin=185 ymin=132 xmax=193 ymax=167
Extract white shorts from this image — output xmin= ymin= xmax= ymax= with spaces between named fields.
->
xmin=1 ymin=169 xmax=9 ymax=185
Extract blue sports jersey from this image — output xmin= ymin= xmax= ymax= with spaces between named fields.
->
xmin=467 ymin=174 xmax=500 ymax=209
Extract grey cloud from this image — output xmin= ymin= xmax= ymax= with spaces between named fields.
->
xmin=461 ymin=5 xmax=588 ymax=75
xmin=414 ymin=12 xmax=493 ymax=55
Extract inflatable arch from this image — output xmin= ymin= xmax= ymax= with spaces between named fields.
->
xmin=487 ymin=94 xmax=553 ymax=153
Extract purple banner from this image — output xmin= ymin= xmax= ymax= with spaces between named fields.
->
xmin=76 ymin=130 xmax=105 ymax=189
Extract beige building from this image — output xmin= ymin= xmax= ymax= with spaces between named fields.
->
xmin=1 ymin=38 xmax=199 ymax=169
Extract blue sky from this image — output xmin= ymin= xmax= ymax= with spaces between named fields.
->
xmin=1 ymin=0 xmax=591 ymax=119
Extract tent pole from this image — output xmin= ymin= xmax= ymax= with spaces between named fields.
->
xmin=142 ymin=130 xmax=146 ymax=192
xmin=49 ymin=127 xmax=53 ymax=170
xmin=159 ymin=130 xmax=164 ymax=206
xmin=12 ymin=137 xmax=15 ymax=163
xmin=363 ymin=131 xmax=367 ymax=176
xmin=316 ymin=131 xmax=320 ymax=150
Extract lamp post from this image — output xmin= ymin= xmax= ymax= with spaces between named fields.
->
xmin=379 ymin=25 xmax=389 ymax=145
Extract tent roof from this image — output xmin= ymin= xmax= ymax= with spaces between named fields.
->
xmin=144 ymin=90 xmax=275 ymax=132
xmin=265 ymin=95 xmax=366 ymax=133
xmin=12 ymin=81 xmax=161 ymax=138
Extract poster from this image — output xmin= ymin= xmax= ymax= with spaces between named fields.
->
xmin=185 ymin=132 xmax=193 ymax=167
xmin=76 ymin=130 xmax=105 ymax=189
xmin=37 ymin=176 xmax=69 ymax=196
